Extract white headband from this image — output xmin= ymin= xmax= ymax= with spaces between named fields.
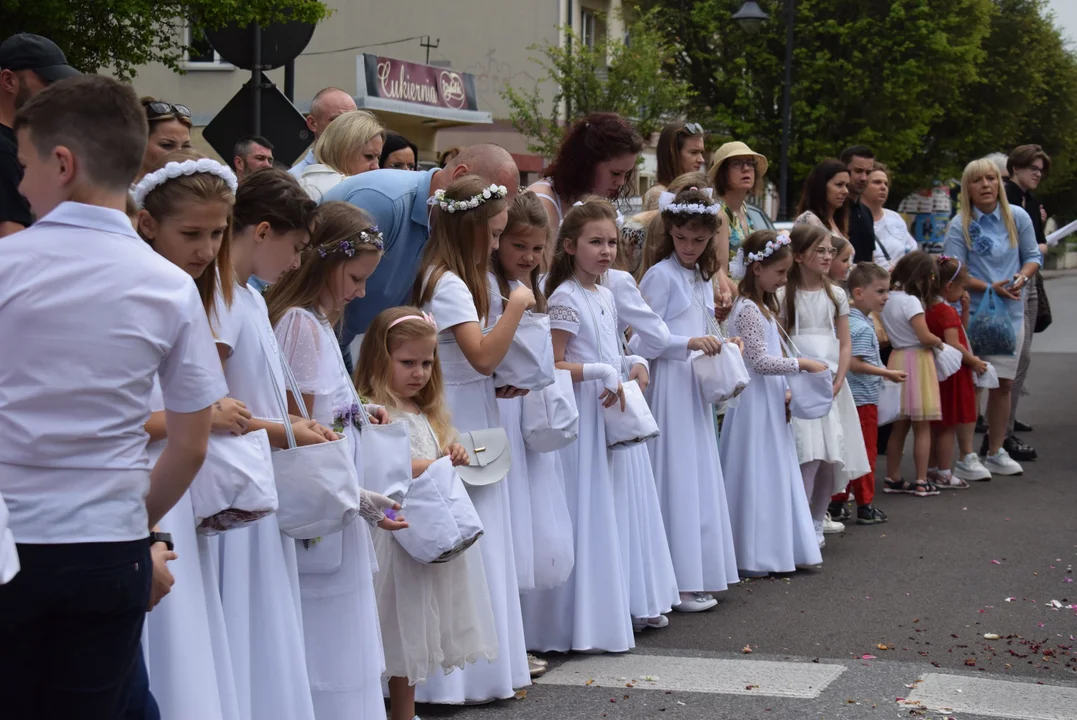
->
xmin=572 ymin=200 xmax=625 ymax=229
xmin=132 ymin=158 xmax=239 ymax=210
xmin=658 ymin=188 xmax=719 ymax=216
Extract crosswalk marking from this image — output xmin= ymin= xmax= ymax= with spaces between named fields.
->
xmin=905 ymin=673 xmax=1077 ymax=720
xmin=538 ymin=653 xmax=846 ymax=699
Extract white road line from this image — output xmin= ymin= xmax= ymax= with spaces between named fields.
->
xmin=538 ymin=653 xmax=846 ymax=699
xmin=906 ymin=673 xmax=1077 ymax=720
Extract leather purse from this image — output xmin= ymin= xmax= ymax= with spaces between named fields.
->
xmin=454 ymin=428 xmax=512 ymax=487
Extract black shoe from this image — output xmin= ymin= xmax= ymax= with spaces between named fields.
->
xmin=1013 ymin=419 xmax=1034 ymax=433
xmin=1003 ymin=433 xmax=1037 ymax=461
xmin=980 ymin=432 xmax=989 ymax=458
xmin=857 ymin=505 xmax=888 ymax=525
xmin=975 ymin=415 xmax=988 ymax=434
xmin=828 ymin=502 xmax=851 ymax=523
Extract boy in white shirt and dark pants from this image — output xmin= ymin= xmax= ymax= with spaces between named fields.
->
xmin=0 ymin=75 xmax=227 ymax=719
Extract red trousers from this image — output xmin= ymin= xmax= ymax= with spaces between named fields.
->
xmin=832 ymin=404 xmax=877 ymax=506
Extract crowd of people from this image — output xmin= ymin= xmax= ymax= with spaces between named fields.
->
xmin=0 ymin=31 xmax=1054 ymax=720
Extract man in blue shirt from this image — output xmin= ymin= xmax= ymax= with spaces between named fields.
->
xmin=324 ymin=143 xmax=519 ymax=351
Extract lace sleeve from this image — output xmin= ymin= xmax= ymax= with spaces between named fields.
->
xmin=274 ymin=308 xmax=331 ymax=395
xmin=737 ymin=303 xmax=799 ymax=376
xmin=548 ymin=304 xmax=581 ymax=335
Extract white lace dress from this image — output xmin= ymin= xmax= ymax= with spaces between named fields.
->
xmin=519 ymin=280 xmax=635 ymax=652
xmin=274 ymin=307 xmax=385 ymax=720
xmin=376 ymin=407 xmax=498 ymax=685
xmin=719 ymin=299 xmax=822 ymax=573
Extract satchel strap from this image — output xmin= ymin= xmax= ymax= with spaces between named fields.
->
xmin=258 ymin=337 xmax=299 ymax=450
xmin=573 ymin=276 xmax=631 ymax=380
xmin=774 ymin=320 xmax=807 ymax=361
xmin=326 ymin=324 xmax=374 ymax=432
xmin=687 ymin=272 xmax=726 ymax=341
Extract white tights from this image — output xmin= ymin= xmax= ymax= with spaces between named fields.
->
xmin=800 ymin=460 xmax=835 ymax=523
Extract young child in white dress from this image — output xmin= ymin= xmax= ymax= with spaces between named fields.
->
xmin=356 ymin=306 xmax=500 ymax=720
xmin=134 ymin=149 xmax=244 ymax=719
xmin=636 ymin=188 xmax=742 ymax=614
xmin=213 ymin=168 xmax=330 ymax=720
xmin=266 ymin=201 xmax=407 ymax=720
xmin=521 ymin=197 xmax=635 ymax=653
xmin=777 ymin=224 xmax=871 ymax=547
xmin=412 ymin=175 xmax=534 ymax=703
xmin=488 ymin=192 xmax=574 ymax=675
xmin=720 ymin=230 xmax=827 ymax=575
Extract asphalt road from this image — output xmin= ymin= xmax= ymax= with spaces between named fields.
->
xmin=415 ymin=273 xmax=1077 ymax=720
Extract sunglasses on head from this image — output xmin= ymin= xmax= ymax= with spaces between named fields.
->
xmin=145 ymin=102 xmax=192 ymax=120
xmin=682 ymin=122 xmax=704 ymax=135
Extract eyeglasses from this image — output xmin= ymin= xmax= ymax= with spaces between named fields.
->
xmin=814 ymin=247 xmax=839 ymax=257
xmin=145 ymin=101 xmax=191 ymax=120
xmin=1025 ymin=166 xmax=1044 ymax=175
xmin=729 ymin=158 xmax=757 ymax=170
xmin=682 ymin=122 xmax=704 ymax=135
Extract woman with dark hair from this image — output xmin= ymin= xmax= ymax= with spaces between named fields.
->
xmin=527 ymin=113 xmax=643 ymax=263
xmin=794 ymin=159 xmax=851 ymax=240
xmin=379 ymin=131 xmax=419 ymax=170
xmin=642 ymin=122 xmax=707 ymax=210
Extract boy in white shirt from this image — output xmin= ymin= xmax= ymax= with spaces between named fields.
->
xmin=0 ymin=75 xmax=227 ymax=719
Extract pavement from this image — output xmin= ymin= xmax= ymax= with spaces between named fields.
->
xmin=416 ymin=274 xmax=1077 ymax=720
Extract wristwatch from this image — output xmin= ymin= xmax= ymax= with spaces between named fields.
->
xmin=148 ymin=531 xmax=174 ymax=552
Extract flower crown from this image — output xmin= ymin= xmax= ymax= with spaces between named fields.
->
xmin=657 ymin=188 xmax=720 ymax=216
xmin=313 ymin=227 xmax=385 ymax=258
xmin=429 ymin=184 xmax=508 ymax=213
xmin=131 ymin=158 xmax=238 ymax=210
xmin=729 ymin=232 xmax=791 ymax=279
xmin=571 ymin=200 xmax=626 ymax=229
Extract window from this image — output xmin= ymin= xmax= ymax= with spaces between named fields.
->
xmin=184 ymin=24 xmax=232 ymax=69
xmin=580 ymin=9 xmax=599 ymax=48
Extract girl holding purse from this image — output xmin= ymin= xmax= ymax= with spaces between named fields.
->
xmin=412 ymin=175 xmax=534 ymax=704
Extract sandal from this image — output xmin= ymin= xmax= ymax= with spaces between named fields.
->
xmin=911 ymin=480 xmax=940 ymax=497
xmin=883 ymin=478 xmax=913 ymax=494
xmin=934 ymin=474 xmax=970 ymax=490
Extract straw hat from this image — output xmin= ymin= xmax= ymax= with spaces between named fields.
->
xmin=708 ymin=141 xmax=769 ymax=194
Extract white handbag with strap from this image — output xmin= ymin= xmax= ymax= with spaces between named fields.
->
xmin=777 ymin=323 xmax=834 ymax=420
xmin=455 ymin=428 xmax=512 ymax=486
xmin=492 ymin=309 xmax=557 ymax=390
xmin=190 ymin=429 xmax=278 ymax=534
xmin=688 ymin=281 xmax=750 ymax=405
xmin=521 ymin=368 xmax=579 ymax=453
xmin=267 ymin=349 xmax=362 ymax=540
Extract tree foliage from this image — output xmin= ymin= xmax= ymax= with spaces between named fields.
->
xmin=0 ymin=0 xmax=329 ymax=81
xmin=502 ymin=8 xmax=694 ymax=158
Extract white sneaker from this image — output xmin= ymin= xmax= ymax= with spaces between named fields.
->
xmin=673 ymin=592 xmax=718 ymax=613
xmin=983 ymin=449 xmax=1023 ymax=476
xmin=954 ymin=453 xmax=992 ymax=481
xmin=823 ymin=513 xmax=845 ymax=534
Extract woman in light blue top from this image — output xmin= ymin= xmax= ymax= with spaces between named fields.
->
xmin=943 ymin=157 xmax=1041 ymax=474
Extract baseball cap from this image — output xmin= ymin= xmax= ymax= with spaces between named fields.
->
xmin=0 ymin=33 xmax=80 ymax=83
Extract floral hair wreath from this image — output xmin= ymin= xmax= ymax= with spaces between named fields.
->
xmin=429 ymin=183 xmax=508 ymax=214
xmin=729 ymin=231 xmax=791 ymax=280
xmin=572 ymin=199 xmax=626 ymax=230
xmin=131 ymin=158 xmax=238 ymax=210
xmin=657 ymin=188 xmax=720 ymax=217
xmin=313 ymin=226 xmax=385 ymax=259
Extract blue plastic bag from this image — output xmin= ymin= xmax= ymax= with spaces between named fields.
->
xmin=967 ymin=287 xmax=1017 ymax=357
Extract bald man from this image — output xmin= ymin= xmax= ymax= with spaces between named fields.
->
xmin=324 ymin=143 xmax=520 ymax=345
xmin=289 ymin=86 xmax=357 ymax=178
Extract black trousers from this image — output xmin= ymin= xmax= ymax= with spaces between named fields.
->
xmin=0 ymin=539 xmax=150 ymax=719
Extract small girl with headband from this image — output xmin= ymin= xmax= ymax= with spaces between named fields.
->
xmin=355 ymin=306 xmax=498 ymax=720
xmin=925 ymin=255 xmax=991 ymax=487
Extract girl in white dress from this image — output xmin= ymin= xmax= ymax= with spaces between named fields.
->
xmin=134 ymin=149 xmax=243 ymax=719
xmin=777 ymin=224 xmax=871 ymax=547
xmin=636 ymin=188 xmax=741 ymax=613
xmin=213 ymin=168 xmax=332 ymax=720
xmin=720 ymin=230 xmax=827 ymax=575
xmin=412 ymin=175 xmax=534 ymax=703
xmin=265 ymin=201 xmax=408 ymax=720
xmin=488 ymin=192 xmax=574 ymax=674
xmin=521 ymin=197 xmax=635 ymax=653
xmin=356 ymin=306 xmax=500 ymax=720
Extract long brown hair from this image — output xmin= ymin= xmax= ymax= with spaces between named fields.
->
xmin=413 ymin=174 xmax=507 ymax=323
xmin=795 ymin=158 xmax=849 ymax=237
xmin=490 ymin=191 xmax=549 ymax=313
xmin=544 ymin=196 xmax=620 ymax=297
xmin=738 ymin=229 xmax=792 ymax=319
xmin=265 ymin=202 xmax=382 ymax=328
xmin=138 ymin=148 xmax=234 ymax=319
xmin=782 ymin=223 xmax=838 ymax=329
xmin=637 ymin=187 xmax=722 ymax=280
xmin=356 ymin=306 xmax=455 ymax=447
xmin=890 ymin=250 xmax=938 ymax=304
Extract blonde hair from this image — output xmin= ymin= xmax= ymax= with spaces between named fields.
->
xmin=265 ymin=202 xmax=382 ymax=328
xmin=959 ymin=158 xmax=1018 ymax=248
xmin=138 ymin=147 xmax=234 ymax=319
xmin=413 ymin=174 xmax=508 ymax=323
xmin=313 ymin=110 xmax=384 ymax=175
xmin=356 ymin=306 xmax=455 ymax=447
xmin=544 ymin=196 xmax=620 ymax=297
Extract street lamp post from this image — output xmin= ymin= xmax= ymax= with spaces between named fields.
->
xmin=734 ymin=0 xmax=795 ymax=221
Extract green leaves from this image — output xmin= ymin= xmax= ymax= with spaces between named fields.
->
xmin=0 ymin=0 xmax=329 ymax=81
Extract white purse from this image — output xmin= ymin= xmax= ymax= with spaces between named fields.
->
xmin=521 ymin=368 xmax=579 ymax=452
xmin=190 ymin=429 xmax=278 ymax=534
xmin=455 ymin=428 xmax=512 ymax=486
xmin=974 ymin=361 xmax=999 ymax=389
xmin=934 ymin=343 xmax=963 ymax=381
xmin=777 ymin=324 xmax=834 ymax=420
xmin=689 ymin=286 xmax=751 ymax=405
xmin=877 ymin=380 xmax=901 ymax=426
xmin=267 ymin=350 xmax=363 ymax=540
xmin=492 ymin=309 xmax=556 ymax=390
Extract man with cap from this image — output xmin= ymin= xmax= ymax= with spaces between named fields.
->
xmin=0 ymin=33 xmax=79 ymax=237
